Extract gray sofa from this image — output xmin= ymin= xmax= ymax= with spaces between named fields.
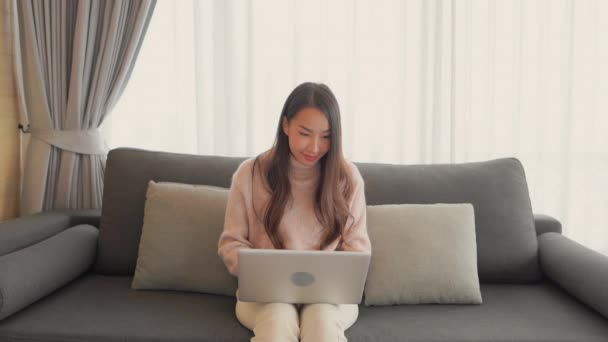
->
xmin=1 ymin=147 xmax=607 ymax=341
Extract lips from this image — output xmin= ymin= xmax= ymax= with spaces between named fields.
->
xmin=303 ymin=154 xmax=318 ymax=162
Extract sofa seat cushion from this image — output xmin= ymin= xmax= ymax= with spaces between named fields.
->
xmin=1 ymin=275 xmax=607 ymax=342
xmin=0 ymin=274 xmax=250 ymax=342
xmin=349 ymin=282 xmax=608 ymax=342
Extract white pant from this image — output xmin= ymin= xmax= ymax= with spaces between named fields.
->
xmin=236 ymin=294 xmax=359 ymax=342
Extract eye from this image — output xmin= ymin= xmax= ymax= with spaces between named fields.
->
xmin=299 ymin=132 xmax=310 ymax=136
xmin=323 ymin=136 xmax=331 ymax=139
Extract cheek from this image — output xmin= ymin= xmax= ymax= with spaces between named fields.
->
xmin=321 ymin=140 xmax=331 ymax=153
xmin=289 ymin=135 xmax=306 ymax=149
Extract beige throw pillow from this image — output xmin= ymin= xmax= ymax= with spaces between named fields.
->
xmin=131 ymin=181 xmax=237 ymax=296
xmin=364 ymin=203 xmax=482 ymax=306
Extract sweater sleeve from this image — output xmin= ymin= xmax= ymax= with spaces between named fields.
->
xmin=218 ymin=160 xmax=254 ymax=276
xmin=340 ymin=162 xmax=372 ymax=253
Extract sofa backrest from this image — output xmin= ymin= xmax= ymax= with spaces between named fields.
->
xmin=95 ymin=148 xmax=540 ymax=283
xmin=358 ymin=158 xmax=540 ymax=283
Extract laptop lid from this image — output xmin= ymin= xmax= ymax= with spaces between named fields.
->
xmin=237 ymin=249 xmax=371 ymax=304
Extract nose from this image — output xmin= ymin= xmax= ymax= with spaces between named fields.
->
xmin=310 ymin=137 xmax=320 ymax=154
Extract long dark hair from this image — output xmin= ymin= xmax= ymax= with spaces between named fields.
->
xmin=251 ymin=82 xmax=355 ymax=250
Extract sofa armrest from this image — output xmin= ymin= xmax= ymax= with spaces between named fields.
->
xmin=0 ymin=209 xmax=101 ymax=256
xmin=534 ymin=213 xmax=562 ymax=236
xmin=539 ymin=232 xmax=608 ymax=319
xmin=0 ymin=224 xmax=98 ymax=320
xmin=61 ymin=208 xmax=102 ymax=228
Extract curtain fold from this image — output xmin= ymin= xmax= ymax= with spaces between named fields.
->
xmin=12 ymin=0 xmax=156 ymax=215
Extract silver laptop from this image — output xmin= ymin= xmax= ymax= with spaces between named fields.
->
xmin=237 ymin=249 xmax=371 ymax=304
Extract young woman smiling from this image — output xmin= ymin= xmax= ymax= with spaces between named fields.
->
xmin=218 ymin=82 xmax=371 ymax=342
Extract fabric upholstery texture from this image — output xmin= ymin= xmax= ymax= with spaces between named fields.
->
xmin=96 ymin=149 xmax=243 ymax=275
xmin=132 ymin=181 xmax=237 ymax=296
xmin=98 ymin=149 xmax=539 ymax=283
xmin=350 ymin=281 xmax=608 ymax=342
xmin=539 ymin=232 xmax=608 ymax=319
xmin=0 ymin=225 xmax=98 ymax=320
xmin=358 ymin=157 xmax=539 ymax=283
xmin=364 ymin=203 xmax=482 ymax=305
xmin=0 ymin=275 xmax=250 ymax=342
xmin=0 ymin=211 xmax=73 ymax=256
xmin=0 ymin=148 xmax=604 ymax=341
xmin=534 ymin=214 xmax=563 ymax=235
xmin=1 ymin=275 xmax=607 ymax=342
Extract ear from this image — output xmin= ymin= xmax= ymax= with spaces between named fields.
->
xmin=282 ymin=117 xmax=289 ymax=136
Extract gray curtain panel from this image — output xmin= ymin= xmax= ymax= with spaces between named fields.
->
xmin=11 ymin=0 xmax=156 ymax=216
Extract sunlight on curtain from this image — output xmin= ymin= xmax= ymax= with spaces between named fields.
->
xmin=101 ymin=0 xmax=608 ymax=255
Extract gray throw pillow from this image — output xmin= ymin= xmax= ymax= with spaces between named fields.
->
xmin=364 ymin=203 xmax=482 ymax=306
xmin=131 ymin=181 xmax=237 ymax=296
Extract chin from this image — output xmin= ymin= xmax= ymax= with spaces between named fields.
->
xmin=302 ymin=159 xmax=318 ymax=165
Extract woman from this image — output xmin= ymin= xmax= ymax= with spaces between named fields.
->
xmin=218 ymin=82 xmax=371 ymax=341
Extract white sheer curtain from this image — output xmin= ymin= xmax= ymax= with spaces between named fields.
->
xmin=100 ymin=0 xmax=608 ymax=255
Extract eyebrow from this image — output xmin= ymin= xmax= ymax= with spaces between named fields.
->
xmin=298 ymin=125 xmax=331 ymax=133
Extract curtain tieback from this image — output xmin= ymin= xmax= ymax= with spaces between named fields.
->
xmin=29 ymin=127 xmax=109 ymax=155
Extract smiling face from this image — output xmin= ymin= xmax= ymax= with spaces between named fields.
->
xmin=282 ymin=107 xmax=332 ymax=166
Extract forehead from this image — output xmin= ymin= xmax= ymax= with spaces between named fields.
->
xmin=292 ymin=107 xmax=330 ymax=130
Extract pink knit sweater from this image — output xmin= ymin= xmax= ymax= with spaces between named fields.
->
xmin=217 ymin=152 xmax=371 ymax=276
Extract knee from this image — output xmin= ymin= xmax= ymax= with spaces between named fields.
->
xmin=301 ymin=303 xmax=342 ymax=328
xmin=300 ymin=304 xmax=347 ymax=342
xmin=254 ymin=303 xmax=299 ymax=338
xmin=259 ymin=303 xmax=298 ymax=319
xmin=302 ymin=304 xmax=337 ymax=321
